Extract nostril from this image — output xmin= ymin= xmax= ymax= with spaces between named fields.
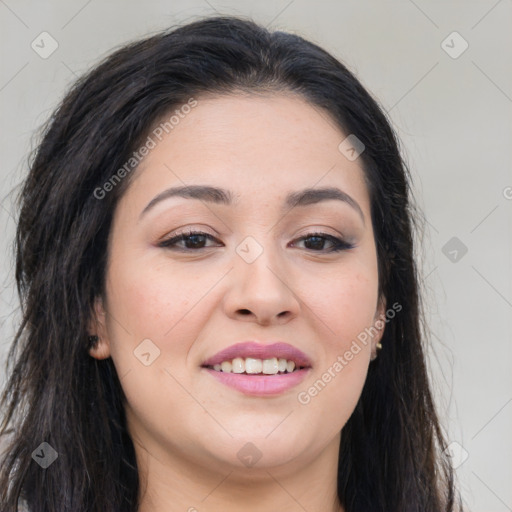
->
xmin=238 ymin=309 xmax=252 ymax=315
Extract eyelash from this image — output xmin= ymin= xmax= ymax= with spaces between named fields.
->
xmin=158 ymin=229 xmax=354 ymax=253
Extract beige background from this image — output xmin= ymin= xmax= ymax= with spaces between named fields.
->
xmin=1 ymin=1 xmax=511 ymax=510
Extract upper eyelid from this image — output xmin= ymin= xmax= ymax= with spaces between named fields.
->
xmin=164 ymin=224 xmax=348 ymax=238
xmin=159 ymin=230 xmax=352 ymax=250
xmin=162 ymin=229 xmax=346 ymax=241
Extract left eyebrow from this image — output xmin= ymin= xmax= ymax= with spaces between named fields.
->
xmin=139 ymin=184 xmax=365 ymax=224
xmin=139 ymin=185 xmax=234 ymax=219
xmin=284 ymin=186 xmax=365 ymax=224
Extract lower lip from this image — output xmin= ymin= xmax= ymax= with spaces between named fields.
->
xmin=202 ymin=368 xmax=311 ymax=396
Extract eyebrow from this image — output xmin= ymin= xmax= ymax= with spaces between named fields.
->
xmin=139 ymin=184 xmax=365 ymax=223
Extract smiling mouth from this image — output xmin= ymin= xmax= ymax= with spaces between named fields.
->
xmin=203 ymin=357 xmax=308 ymax=375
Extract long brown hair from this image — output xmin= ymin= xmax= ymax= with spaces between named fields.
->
xmin=0 ymin=15 xmax=463 ymax=511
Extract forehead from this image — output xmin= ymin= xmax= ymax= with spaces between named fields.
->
xmin=121 ymin=93 xmax=370 ymax=215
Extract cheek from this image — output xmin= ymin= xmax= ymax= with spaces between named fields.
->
xmin=295 ymin=267 xmax=378 ymax=433
xmin=103 ymin=265 xmax=206 ymax=419
xmin=309 ymin=264 xmax=379 ymax=348
xmin=106 ymin=256 xmax=205 ymax=337
xmin=337 ymin=278 xmax=377 ymax=336
xmin=315 ymin=271 xmax=377 ymax=372
xmin=298 ymin=351 xmax=369 ymax=442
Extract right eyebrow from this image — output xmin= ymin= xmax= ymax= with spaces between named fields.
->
xmin=139 ymin=184 xmax=365 ymax=225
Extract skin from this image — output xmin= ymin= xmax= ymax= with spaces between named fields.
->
xmin=89 ymin=93 xmax=386 ymax=512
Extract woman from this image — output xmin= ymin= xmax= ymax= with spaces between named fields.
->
xmin=0 ymin=15 xmax=463 ymax=512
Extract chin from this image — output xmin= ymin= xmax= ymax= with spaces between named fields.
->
xmin=208 ymin=432 xmax=308 ymax=471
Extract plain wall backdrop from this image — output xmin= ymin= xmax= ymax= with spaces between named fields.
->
xmin=0 ymin=1 xmax=511 ymax=510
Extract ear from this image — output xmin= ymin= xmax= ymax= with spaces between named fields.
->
xmin=88 ymin=295 xmax=111 ymax=360
xmin=370 ymin=295 xmax=387 ymax=361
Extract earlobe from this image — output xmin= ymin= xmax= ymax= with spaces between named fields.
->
xmin=88 ymin=335 xmax=111 ymax=360
xmin=375 ymin=295 xmax=387 ymax=339
xmin=370 ymin=295 xmax=387 ymax=361
xmin=88 ymin=296 xmax=111 ymax=360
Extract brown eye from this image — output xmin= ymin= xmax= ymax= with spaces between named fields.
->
xmin=159 ymin=231 xmax=222 ymax=251
xmin=292 ymin=232 xmax=354 ymax=252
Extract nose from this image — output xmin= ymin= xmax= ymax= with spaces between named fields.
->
xmin=222 ymin=244 xmax=300 ymax=326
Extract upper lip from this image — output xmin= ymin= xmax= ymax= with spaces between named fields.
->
xmin=202 ymin=341 xmax=313 ymax=368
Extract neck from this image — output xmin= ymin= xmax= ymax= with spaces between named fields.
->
xmin=134 ymin=432 xmax=344 ymax=512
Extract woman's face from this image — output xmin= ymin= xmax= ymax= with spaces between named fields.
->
xmin=91 ymin=93 xmax=385 ymax=476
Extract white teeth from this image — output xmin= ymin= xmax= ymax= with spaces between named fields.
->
xmin=209 ymin=357 xmax=303 ymax=374
xmin=221 ymin=361 xmax=232 ymax=373
xmin=245 ymin=358 xmax=262 ymax=374
xmin=262 ymin=358 xmax=279 ymax=374
xmin=232 ymin=357 xmax=245 ymax=374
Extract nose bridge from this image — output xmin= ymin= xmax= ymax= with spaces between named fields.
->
xmin=223 ymin=231 xmax=299 ymax=324
xmin=235 ymin=232 xmax=286 ymax=294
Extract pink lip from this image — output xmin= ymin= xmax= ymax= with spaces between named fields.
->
xmin=201 ymin=341 xmax=312 ymax=397
xmin=203 ymin=367 xmax=311 ymax=396
xmin=202 ymin=341 xmax=312 ymax=368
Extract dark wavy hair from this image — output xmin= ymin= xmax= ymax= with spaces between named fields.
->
xmin=0 ymin=14 xmax=463 ymax=512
